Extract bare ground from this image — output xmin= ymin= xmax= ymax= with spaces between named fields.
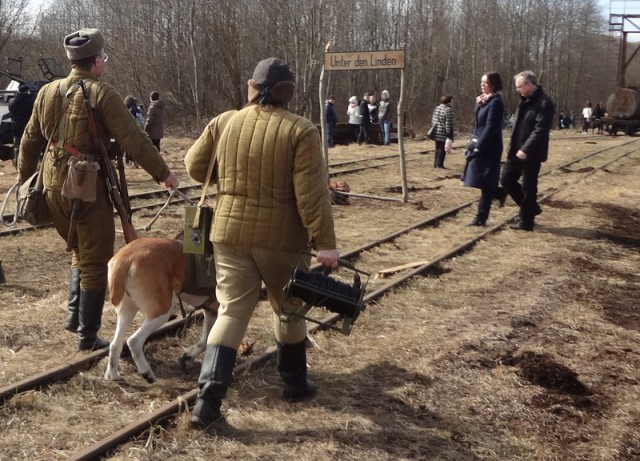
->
xmin=0 ymin=131 xmax=639 ymax=460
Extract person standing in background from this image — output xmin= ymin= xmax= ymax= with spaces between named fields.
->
xmin=8 ymin=84 xmax=36 ymax=166
xmin=358 ymin=92 xmax=371 ymax=143
xmin=347 ymin=96 xmax=362 ymax=144
xmin=325 ymin=95 xmax=337 ymax=147
xmin=592 ymin=102 xmax=604 ymax=134
xmin=581 ymin=101 xmax=592 ymax=134
xmin=431 ymin=95 xmax=454 ymax=168
xmin=378 ymin=90 xmax=394 ymax=146
xmin=144 ymin=91 xmax=166 ymax=151
xmin=368 ymin=93 xmax=379 ymax=124
xmin=462 ymin=72 xmax=507 ymax=226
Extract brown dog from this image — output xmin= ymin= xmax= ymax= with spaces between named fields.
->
xmin=104 ymin=237 xmax=219 ymax=383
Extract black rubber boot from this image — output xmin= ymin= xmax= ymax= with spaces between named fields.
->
xmin=77 ymin=290 xmax=109 ymax=351
xmin=277 ymin=340 xmax=317 ymax=402
xmin=65 ymin=268 xmax=81 ymax=333
xmin=192 ymin=345 xmax=237 ymax=429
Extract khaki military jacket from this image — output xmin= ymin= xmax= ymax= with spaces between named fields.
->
xmin=185 ymin=104 xmax=336 ymax=252
xmin=19 ymin=68 xmax=171 ymax=191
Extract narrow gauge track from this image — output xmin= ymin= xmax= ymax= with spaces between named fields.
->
xmin=0 ymin=151 xmax=424 ymax=237
xmin=0 ymin=134 xmax=617 ymax=236
xmin=1 ymin=137 xmax=636 ymax=460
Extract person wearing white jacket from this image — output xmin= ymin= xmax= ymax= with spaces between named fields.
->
xmin=347 ymin=95 xmax=362 ymax=143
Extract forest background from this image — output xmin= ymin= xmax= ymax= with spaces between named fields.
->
xmin=1 ymin=0 xmax=640 ymax=134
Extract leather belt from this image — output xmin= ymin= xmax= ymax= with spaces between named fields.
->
xmin=50 ymin=140 xmax=82 ymax=158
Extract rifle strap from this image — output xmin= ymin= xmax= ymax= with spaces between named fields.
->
xmin=56 ymin=80 xmax=80 ymax=150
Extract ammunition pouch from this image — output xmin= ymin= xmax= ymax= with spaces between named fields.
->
xmin=61 ymin=154 xmax=100 ymax=202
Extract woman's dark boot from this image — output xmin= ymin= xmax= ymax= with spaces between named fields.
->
xmin=468 ymin=217 xmax=486 ymax=227
xmin=277 ymin=340 xmax=317 ymax=402
xmin=65 ymin=268 xmax=81 ymax=332
xmin=77 ymin=290 xmax=109 ymax=351
xmin=192 ymin=345 xmax=237 ymax=428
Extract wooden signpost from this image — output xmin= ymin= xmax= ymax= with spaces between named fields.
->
xmin=319 ymin=48 xmax=408 ymax=202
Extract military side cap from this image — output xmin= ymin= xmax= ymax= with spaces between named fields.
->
xmin=63 ymin=28 xmax=104 ymax=60
xmin=251 ymin=58 xmax=294 ymax=87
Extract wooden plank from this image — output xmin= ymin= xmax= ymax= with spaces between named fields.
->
xmin=376 ymin=260 xmax=431 ymax=278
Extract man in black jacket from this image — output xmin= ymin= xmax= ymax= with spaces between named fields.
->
xmin=8 ymin=84 xmax=35 ymax=165
xmin=358 ymin=92 xmax=371 ymax=144
xmin=501 ymin=70 xmax=554 ymax=231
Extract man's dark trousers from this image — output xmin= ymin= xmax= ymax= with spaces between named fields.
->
xmin=500 ymin=159 xmax=541 ymax=226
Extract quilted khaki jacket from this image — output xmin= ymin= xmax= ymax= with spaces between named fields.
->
xmin=19 ymin=68 xmax=171 ymax=191
xmin=185 ymin=104 xmax=336 ymax=252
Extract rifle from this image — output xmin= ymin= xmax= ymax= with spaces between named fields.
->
xmin=66 ymin=199 xmax=80 ymax=251
xmin=79 ymin=79 xmax=138 ymax=243
xmin=112 ymin=143 xmax=132 ymax=220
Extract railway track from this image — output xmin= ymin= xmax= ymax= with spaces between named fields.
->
xmin=0 ymin=133 xmax=618 ymax=235
xmin=0 ymin=151 xmax=426 ymax=236
xmin=1 ymin=136 xmax=636 ymax=459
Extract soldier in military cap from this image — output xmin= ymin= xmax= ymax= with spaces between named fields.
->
xmin=185 ymin=57 xmax=339 ymax=429
xmin=17 ymin=28 xmax=179 ymax=351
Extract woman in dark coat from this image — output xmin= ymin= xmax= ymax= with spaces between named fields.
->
xmin=463 ymin=72 xmax=507 ymax=226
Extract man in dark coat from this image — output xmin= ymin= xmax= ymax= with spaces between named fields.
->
xmin=358 ymin=92 xmax=371 ymax=143
xmin=325 ymin=95 xmax=337 ymax=147
xmin=500 ymin=70 xmax=554 ymax=231
xmin=144 ymin=91 xmax=166 ymax=151
xmin=8 ymin=84 xmax=35 ymax=163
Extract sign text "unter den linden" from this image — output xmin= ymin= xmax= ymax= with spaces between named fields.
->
xmin=324 ymin=51 xmax=405 ymax=71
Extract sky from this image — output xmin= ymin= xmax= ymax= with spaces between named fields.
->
xmin=22 ymin=0 xmax=640 ymax=35
xmin=599 ymin=0 xmax=640 ymax=41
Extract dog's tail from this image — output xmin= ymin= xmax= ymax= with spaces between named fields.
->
xmin=107 ymin=254 xmax=131 ymax=307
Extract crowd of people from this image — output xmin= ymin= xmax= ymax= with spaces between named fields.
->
xmin=558 ymin=101 xmax=605 ymax=134
xmin=10 ymin=25 xmax=561 ymax=434
xmin=332 ymin=91 xmax=395 ymax=146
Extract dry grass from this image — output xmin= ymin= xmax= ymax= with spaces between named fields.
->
xmin=1 ymin=131 xmax=639 ymax=460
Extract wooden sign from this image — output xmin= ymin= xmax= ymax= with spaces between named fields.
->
xmin=324 ymin=51 xmax=405 ymax=71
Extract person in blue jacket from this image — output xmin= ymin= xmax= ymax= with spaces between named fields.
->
xmin=462 ymin=72 xmax=507 ymax=226
xmin=325 ymin=95 xmax=337 ymax=147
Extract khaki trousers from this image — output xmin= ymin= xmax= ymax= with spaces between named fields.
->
xmin=46 ymin=188 xmax=115 ymax=291
xmin=207 ymin=243 xmax=309 ymax=350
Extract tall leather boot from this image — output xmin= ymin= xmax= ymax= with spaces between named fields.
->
xmin=277 ymin=340 xmax=317 ymax=402
xmin=77 ymin=289 xmax=109 ymax=351
xmin=65 ymin=268 xmax=81 ymax=332
xmin=192 ymin=344 xmax=237 ymax=428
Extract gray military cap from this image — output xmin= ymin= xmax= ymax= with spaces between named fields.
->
xmin=63 ymin=28 xmax=105 ymax=61
xmin=251 ymin=58 xmax=295 ymax=87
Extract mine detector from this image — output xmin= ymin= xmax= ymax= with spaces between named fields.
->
xmin=0 ymin=57 xmax=65 ymax=162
